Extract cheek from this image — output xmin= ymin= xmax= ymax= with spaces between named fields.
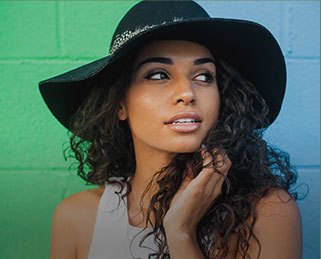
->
xmin=212 ymin=95 xmax=221 ymax=119
xmin=125 ymin=90 xmax=164 ymax=129
xmin=202 ymin=89 xmax=221 ymax=125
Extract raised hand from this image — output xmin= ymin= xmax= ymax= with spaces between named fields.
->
xmin=163 ymin=147 xmax=231 ymax=235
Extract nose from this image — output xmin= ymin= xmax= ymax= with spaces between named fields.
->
xmin=171 ymin=78 xmax=196 ymax=105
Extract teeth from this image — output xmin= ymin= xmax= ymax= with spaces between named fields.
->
xmin=172 ymin=119 xmax=197 ymax=124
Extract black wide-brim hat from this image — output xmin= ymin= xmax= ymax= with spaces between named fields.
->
xmin=39 ymin=0 xmax=286 ymax=131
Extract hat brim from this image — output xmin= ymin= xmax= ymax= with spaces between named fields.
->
xmin=39 ymin=18 xmax=286 ymax=130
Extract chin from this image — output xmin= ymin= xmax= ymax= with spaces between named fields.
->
xmin=170 ymin=141 xmax=202 ymax=153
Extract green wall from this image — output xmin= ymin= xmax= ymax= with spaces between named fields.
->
xmin=1 ymin=1 xmax=319 ymax=259
xmin=0 ymin=1 xmax=136 ymax=258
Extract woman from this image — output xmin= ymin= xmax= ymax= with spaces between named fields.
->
xmin=40 ymin=1 xmax=302 ymax=258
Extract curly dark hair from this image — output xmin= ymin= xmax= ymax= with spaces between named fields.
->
xmin=68 ymin=45 xmax=297 ymax=259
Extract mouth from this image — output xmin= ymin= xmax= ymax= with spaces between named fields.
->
xmin=164 ymin=112 xmax=202 ymax=132
xmin=165 ymin=118 xmax=201 ymax=124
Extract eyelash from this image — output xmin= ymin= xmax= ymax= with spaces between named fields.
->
xmin=194 ymin=71 xmax=216 ymax=83
xmin=144 ymin=71 xmax=169 ymax=80
xmin=144 ymin=70 xmax=216 ymax=83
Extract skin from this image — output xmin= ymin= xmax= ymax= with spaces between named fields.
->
xmin=50 ymin=41 xmax=302 ymax=259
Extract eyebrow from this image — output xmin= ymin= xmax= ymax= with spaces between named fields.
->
xmin=136 ymin=57 xmax=215 ymax=69
xmin=194 ymin=57 xmax=216 ymax=66
xmin=136 ymin=57 xmax=173 ymax=69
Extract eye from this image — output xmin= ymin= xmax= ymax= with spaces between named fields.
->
xmin=194 ymin=72 xmax=215 ymax=83
xmin=145 ymin=71 xmax=169 ymax=80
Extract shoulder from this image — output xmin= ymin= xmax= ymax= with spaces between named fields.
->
xmin=256 ymin=188 xmax=299 ymax=214
xmin=255 ymin=189 xmax=301 ymax=225
xmin=50 ymin=186 xmax=105 ymax=259
xmin=57 ymin=186 xmax=105 ymax=209
xmin=53 ymin=186 xmax=105 ymax=222
xmin=247 ymin=189 xmax=302 ymax=258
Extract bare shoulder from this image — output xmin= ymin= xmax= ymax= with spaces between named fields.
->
xmin=53 ymin=186 xmax=105 ymax=226
xmin=50 ymin=186 xmax=105 ymax=259
xmin=53 ymin=185 xmax=106 ymax=237
xmin=247 ymin=189 xmax=302 ymax=259
xmin=55 ymin=186 xmax=105 ymax=214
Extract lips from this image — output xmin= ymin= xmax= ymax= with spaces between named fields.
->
xmin=165 ymin=112 xmax=202 ymax=125
xmin=164 ymin=112 xmax=202 ymax=133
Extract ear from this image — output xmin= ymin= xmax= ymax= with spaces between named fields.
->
xmin=118 ymin=103 xmax=128 ymax=120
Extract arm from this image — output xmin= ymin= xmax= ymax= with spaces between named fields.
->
xmin=165 ymin=229 xmax=204 ymax=258
xmin=246 ymin=189 xmax=302 ymax=259
xmin=50 ymin=199 xmax=77 ymax=259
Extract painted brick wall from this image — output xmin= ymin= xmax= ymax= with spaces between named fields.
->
xmin=0 ymin=1 xmax=319 ymax=258
xmin=198 ymin=2 xmax=320 ymax=258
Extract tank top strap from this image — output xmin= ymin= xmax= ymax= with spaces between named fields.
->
xmin=98 ymin=183 xmax=127 ymax=215
xmin=88 ymin=183 xmax=130 ymax=259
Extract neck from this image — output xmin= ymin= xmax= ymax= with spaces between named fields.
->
xmin=130 ymin=149 xmax=173 ymax=199
xmin=127 ymin=146 xmax=174 ymax=227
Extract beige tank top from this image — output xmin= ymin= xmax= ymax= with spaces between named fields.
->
xmin=87 ymin=183 xmax=160 ymax=259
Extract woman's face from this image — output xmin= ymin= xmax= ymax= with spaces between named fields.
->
xmin=119 ymin=40 xmax=220 ymax=157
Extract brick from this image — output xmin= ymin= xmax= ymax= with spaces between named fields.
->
xmin=0 ymin=170 xmax=92 ymax=259
xmin=265 ymin=60 xmax=320 ymax=166
xmin=62 ymin=1 xmax=137 ymax=58
xmin=198 ymin=1 xmax=282 ymax=42
xmin=284 ymin=1 xmax=320 ymax=57
xmin=0 ymin=1 xmax=59 ymax=58
xmin=0 ymin=62 xmax=87 ymax=168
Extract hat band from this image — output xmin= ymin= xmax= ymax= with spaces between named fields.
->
xmin=109 ymin=17 xmax=184 ymax=55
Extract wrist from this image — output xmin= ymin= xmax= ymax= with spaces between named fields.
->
xmin=165 ymin=228 xmax=204 ymax=259
xmin=164 ymin=225 xmax=197 ymax=242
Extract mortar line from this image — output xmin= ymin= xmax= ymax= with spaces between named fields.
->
xmin=55 ymin=0 xmax=60 ymax=55
xmin=0 ymin=165 xmax=319 ymax=172
xmin=0 ymin=56 xmax=319 ymax=64
xmin=0 ymin=57 xmax=98 ymax=63
xmin=58 ymin=0 xmax=65 ymax=56
xmin=279 ymin=0 xmax=285 ymax=52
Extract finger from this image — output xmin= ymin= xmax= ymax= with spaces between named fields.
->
xmin=205 ymin=168 xmax=226 ymax=197
xmin=189 ymin=149 xmax=223 ymax=188
xmin=183 ymin=147 xmax=231 ymax=192
xmin=178 ymin=171 xmax=194 ymax=191
xmin=206 ymin=153 xmax=232 ymax=200
xmin=201 ymin=148 xmax=231 ymax=178
xmin=200 ymin=149 xmax=231 ymax=193
xmin=214 ymin=151 xmax=231 ymax=177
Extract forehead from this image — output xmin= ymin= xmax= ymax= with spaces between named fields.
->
xmin=134 ymin=40 xmax=214 ymax=61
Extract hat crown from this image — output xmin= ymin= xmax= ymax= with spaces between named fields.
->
xmin=109 ymin=0 xmax=209 ymax=54
xmin=40 ymin=0 xmax=286 ymax=131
